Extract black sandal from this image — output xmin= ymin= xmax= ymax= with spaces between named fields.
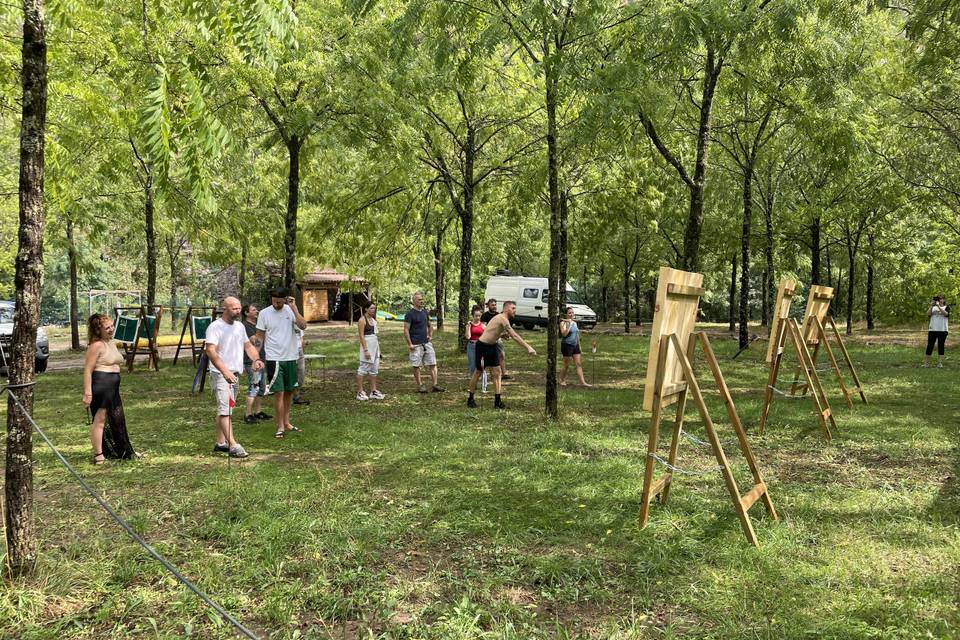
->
xmin=92 ymin=451 xmax=105 ymax=465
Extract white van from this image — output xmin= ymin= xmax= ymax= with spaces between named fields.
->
xmin=484 ymin=273 xmax=597 ymax=330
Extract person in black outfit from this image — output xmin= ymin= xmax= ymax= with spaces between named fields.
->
xmin=480 ymin=298 xmax=510 ymax=379
xmin=242 ymin=303 xmax=271 ymax=423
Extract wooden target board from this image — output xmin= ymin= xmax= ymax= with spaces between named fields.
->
xmin=765 ymin=279 xmax=797 ymax=363
xmin=801 ymin=285 xmax=834 ymax=344
xmin=643 ymin=266 xmax=704 ymax=412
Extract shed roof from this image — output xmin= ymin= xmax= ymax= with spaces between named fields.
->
xmin=300 ymin=268 xmax=368 ymax=285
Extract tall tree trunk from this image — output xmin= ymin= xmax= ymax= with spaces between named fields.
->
xmin=738 ymin=165 xmax=753 ymax=349
xmin=729 ymin=253 xmax=737 ymax=333
xmin=761 ymin=270 xmax=768 ymax=327
xmin=681 ymin=48 xmax=722 ymax=272
xmin=144 ymin=168 xmax=156 ymax=309
xmin=456 ymin=126 xmax=476 ymax=352
xmin=239 ymin=240 xmax=247 ymax=301
xmin=835 ymin=268 xmax=843 ymax=319
xmin=622 ymin=252 xmax=631 ymax=334
xmin=866 ymin=234 xmax=875 ymax=331
xmin=167 ymin=236 xmax=178 ymax=330
xmin=283 ymin=137 xmax=302 ymax=289
xmin=7 ymin=0 xmax=47 ymax=577
xmin=433 ymin=226 xmax=445 ymax=331
xmin=846 ymin=239 xmax=856 ymax=335
xmin=559 ymin=190 xmax=569 ymax=304
xmin=764 ymin=183 xmax=776 ymax=326
xmin=599 ymin=264 xmax=608 ymax=323
xmin=544 ymin=47 xmax=561 ymax=418
xmin=634 ymin=276 xmax=642 ymax=326
xmin=66 ymin=218 xmax=80 ymax=350
xmin=826 ymin=247 xmax=833 ymax=288
xmin=811 ymin=217 xmax=821 ymax=285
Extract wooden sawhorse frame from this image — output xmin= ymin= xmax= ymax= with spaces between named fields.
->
xmin=791 ymin=314 xmax=867 ymax=407
xmin=759 ymin=315 xmax=837 ymax=440
xmin=640 ymin=268 xmax=777 ymax=546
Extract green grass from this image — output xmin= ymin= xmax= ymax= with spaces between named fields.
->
xmin=1 ymin=324 xmax=958 ymax=639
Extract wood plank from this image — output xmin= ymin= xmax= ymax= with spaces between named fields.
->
xmin=666 ymin=283 xmax=706 ymax=297
xmin=639 ymin=334 xmax=672 ymax=529
xmin=766 ymin=278 xmax=797 ymax=363
xmin=740 ymin=482 xmax=767 ymax=511
xmin=649 ymin=475 xmax=670 ymax=498
xmin=643 ymin=266 xmax=703 ymax=411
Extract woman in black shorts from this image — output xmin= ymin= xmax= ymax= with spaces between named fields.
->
xmin=559 ymin=307 xmax=591 ymax=387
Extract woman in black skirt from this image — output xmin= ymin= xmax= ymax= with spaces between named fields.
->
xmin=82 ymin=313 xmax=136 ymax=464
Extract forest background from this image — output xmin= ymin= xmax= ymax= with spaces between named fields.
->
xmin=1 ymin=0 xmax=959 ymax=345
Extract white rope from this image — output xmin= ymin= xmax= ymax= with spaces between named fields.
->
xmin=648 ymin=452 xmax=724 ymax=475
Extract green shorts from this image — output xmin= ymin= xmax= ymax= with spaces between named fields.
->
xmin=265 ymin=360 xmax=299 ymax=393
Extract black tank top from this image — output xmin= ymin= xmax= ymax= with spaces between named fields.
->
xmin=364 ymin=319 xmax=376 ymax=335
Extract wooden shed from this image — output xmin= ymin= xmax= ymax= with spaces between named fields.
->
xmin=298 ymin=268 xmax=369 ymax=323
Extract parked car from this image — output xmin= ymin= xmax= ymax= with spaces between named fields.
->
xmin=0 ymin=300 xmax=49 ymax=374
xmin=484 ymin=272 xmax=597 ymax=330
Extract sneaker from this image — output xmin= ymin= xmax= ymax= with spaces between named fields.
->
xmin=418 ymin=385 xmax=429 ymax=394
xmin=293 ymin=397 xmax=310 ymax=405
xmin=255 ymin=412 xmax=272 ymax=420
xmin=243 ymin=415 xmax=258 ymax=425
xmin=431 ymin=385 xmax=446 ymax=393
xmin=467 ymin=396 xmax=477 ymax=408
xmin=937 ymin=362 xmax=944 ymax=368
xmin=370 ymin=390 xmax=386 ymax=400
xmin=228 ymin=445 xmax=249 ymax=458
xmin=357 ymin=391 xmax=370 ymax=401
xmin=213 ymin=442 xmax=230 ymax=454
xmin=494 ymin=399 xmax=506 ymax=410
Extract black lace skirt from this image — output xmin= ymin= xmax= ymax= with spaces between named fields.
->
xmin=90 ymin=371 xmax=136 ymax=459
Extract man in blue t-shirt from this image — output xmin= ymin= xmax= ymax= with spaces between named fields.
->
xmin=404 ymin=292 xmax=444 ymax=393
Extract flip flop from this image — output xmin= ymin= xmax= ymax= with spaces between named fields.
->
xmin=274 ymin=431 xmax=285 ymax=439
xmin=286 ymin=426 xmax=302 ymax=433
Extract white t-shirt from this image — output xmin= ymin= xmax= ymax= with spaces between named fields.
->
xmin=257 ymin=305 xmax=300 ymax=361
xmin=205 ymin=318 xmax=249 ymax=373
xmin=929 ymin=305 xmax=949 ymax=333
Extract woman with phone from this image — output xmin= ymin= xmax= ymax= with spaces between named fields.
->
xmin=923 ymin=294 xmax=950 ymax=368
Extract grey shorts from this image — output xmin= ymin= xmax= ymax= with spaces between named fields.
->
xmin=211 ymin=371 xmax=238 ymax=416
xmin=409 ymin=342 xmax=437 ymax=368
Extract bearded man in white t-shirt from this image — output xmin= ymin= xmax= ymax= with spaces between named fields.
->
xmin=205 ymin=296 xmax=263 ymax=458
xmin=255 ymin=286 xmax=308 ymax=439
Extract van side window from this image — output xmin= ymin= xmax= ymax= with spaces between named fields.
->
xmin=541 ymin=290 xmax=549 ymax=302
xmin=522 ymin=288 xmax=539 ymax=299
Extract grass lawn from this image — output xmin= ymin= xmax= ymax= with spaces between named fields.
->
xmin=1 ymin=324 xmax=957 ymax=639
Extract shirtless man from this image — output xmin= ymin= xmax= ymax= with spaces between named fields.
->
xmin=467 ymin=301 xmax=536 ymax=409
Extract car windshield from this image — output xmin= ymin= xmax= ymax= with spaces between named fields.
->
xmin=0 ymin=307 xmax=13 ymax=324
xmin=539 ymin=289 xmax=587 ymax=306
xmin=564 ymin=290 xmax=585 ymax=305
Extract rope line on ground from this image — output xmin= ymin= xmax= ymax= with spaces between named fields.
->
xmin=767 ymin=385 xmax=805 ymax=399
xmin=648 ymin=452 xmax=724 ymax=476
xmin=2 ymin=385 xmax=260 ymax=640
xmin=680 ymin=430 xmax=738 ymax=450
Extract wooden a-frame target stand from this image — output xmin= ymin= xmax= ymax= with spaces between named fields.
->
xmin=759 ymin=282 xmax=867 ymax=441
xmin=639 ymin=267 xmax=777 ymax=546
